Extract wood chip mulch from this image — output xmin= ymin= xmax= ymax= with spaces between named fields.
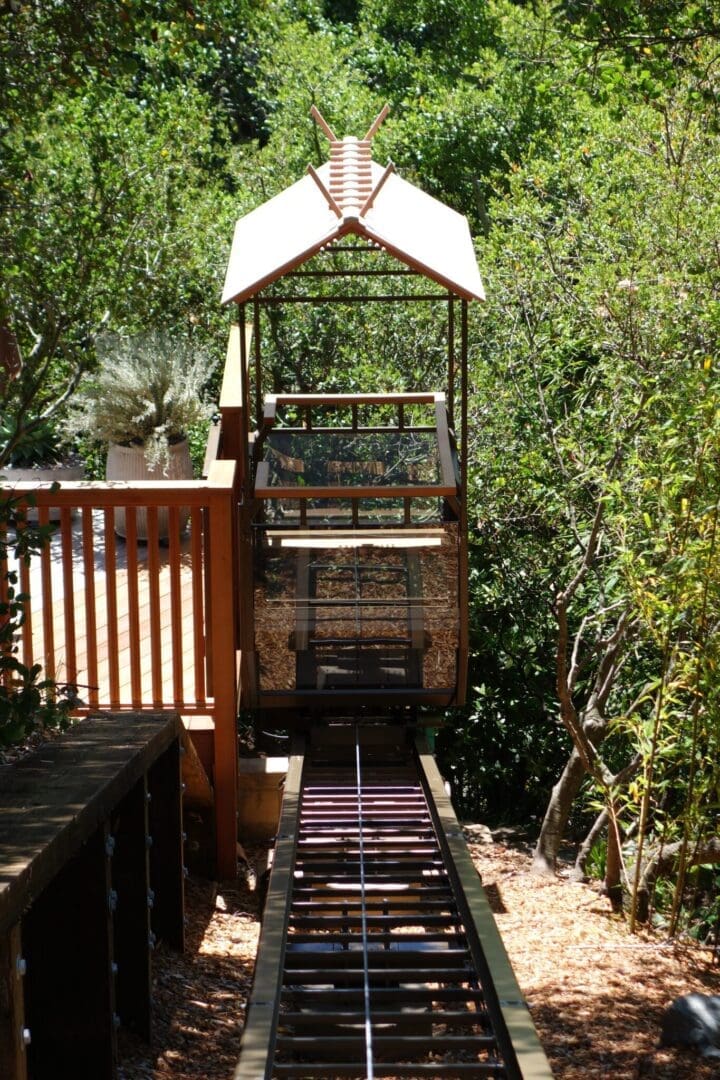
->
xmin=467 ymin=829 xmax=720 ymax=1079
xmin=118 ymin=832 xmax=720 ymax=1079
xmin=118 ymin=858 xmax=264 ymax=1080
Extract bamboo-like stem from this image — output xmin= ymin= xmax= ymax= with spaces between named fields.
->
xmin=668 ymin=483 xmax=720 ymax=935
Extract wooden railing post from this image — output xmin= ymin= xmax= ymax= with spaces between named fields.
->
xmin=219 ymin=323 xmax=253 ymax=494
xmin=206 ymin=460 xmax=240 ymax=880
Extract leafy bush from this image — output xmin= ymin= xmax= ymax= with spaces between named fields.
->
xmin=0 ymin=417 xmax=65 ymax=469
xmin=0 ymin=493 xmax=79 ymax=749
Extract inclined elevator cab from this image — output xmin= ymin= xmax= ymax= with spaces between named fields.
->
xmin=221 ymin=107 xmax=484 ymax=715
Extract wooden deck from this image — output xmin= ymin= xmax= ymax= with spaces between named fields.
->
xmin=16 ymin=512 xmax=208 ymax=713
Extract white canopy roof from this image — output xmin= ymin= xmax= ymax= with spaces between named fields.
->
xmin=222 ymin=117 xmax=484 ymax=305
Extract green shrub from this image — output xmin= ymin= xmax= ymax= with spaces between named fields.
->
xmin=0 ymin=493 xmax=79 ymax=749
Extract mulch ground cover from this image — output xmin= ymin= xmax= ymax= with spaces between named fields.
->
xmin=117 ymin=832 xmax=720 ymax=1079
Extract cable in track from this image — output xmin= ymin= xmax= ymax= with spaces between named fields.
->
xmin=354 ymin=723 xmax=374 ymax=1080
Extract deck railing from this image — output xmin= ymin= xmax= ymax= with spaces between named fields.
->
xmin=1 ymin=460 xmax=240 ymax=878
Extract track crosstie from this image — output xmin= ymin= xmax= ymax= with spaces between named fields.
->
xmin=237 ymin=724 xmax=552 ymax=1078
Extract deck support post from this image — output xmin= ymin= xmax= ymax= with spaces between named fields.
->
xmin=207 ymin=460 xmax=240 ymax=880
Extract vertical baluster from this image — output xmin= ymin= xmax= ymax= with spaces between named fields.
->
xmin=447 ymin=294 xmax=455 ymax=429
xmin=168 ymin=506 xmax=183 ymax=706
xmin=146 ymin=506 xmax=162 ymax=707
xmin=0 ymin=516 xmax=9 ymax=687
xmin=39 ymin=506 xmax=55 ymax=683
xmin=190 ymin=506 xmax=206 ymax=705
xmin=18 ymin=538 xmax=33 ymax=672
xmin=125 ymin=508 xmax=142 ymax=706
xmin=254 ymin=296 xmax=262 ymax=430
xmin=104 ymin=508 xmax=120 ymax=708
xmin=81 ymin=507 xmax=98 ymax=707
xmin=60 ymin=507 xmax=77 ymax=689
xmin=202 ymin=506 xmax=214 ymax=698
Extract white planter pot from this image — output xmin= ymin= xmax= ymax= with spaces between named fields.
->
xmin=106 ymin=439 xmax=193 ymax=540
xmin=4 ymin=462 xmax=86 ymax=522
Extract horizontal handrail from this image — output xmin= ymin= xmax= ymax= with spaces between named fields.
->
xmin=263 ymin=391 xmax=444 ymax=426
xmin=2 ymin=464 xmax=235 ymax=508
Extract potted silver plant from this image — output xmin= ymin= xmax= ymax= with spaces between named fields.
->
xmin=72 ymin=331 xmax=213 ymax=539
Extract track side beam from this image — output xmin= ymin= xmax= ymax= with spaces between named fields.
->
xmin=234 ymin=739 xmax=304 ymax=1080
xmin=416 ymin=737 xmax=554 ymax=1079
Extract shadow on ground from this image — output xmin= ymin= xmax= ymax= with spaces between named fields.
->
xmin=118 ymin=867 xmax=263 ymax=1079
xmin=531 ymin=960 xmax=720 ymax=1078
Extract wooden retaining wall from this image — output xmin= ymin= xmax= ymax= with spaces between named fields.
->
xmin=0 ymin=712 xmax=185 ymax=1080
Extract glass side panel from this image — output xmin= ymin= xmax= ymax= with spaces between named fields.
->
xmin=260 ymin=496 xmax=444 ymax=527
xmin=253 ymin=525 xmax=459 ymax=694
xmin=262 ymin=430 xmax=442 ymax=489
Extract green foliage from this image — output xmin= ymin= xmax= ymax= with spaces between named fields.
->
xmin=0 ymin=495 xmax=78 ymax=749
xmin=0 ymin=417 xmax=64 ymax=468
xmin=1 ymin=42 xmax=237 ymax=468
xmin=438 ymin=539 xmax=563 ymax=824
xmin=467 ymin=32 xmax=720 ymax=912
xmin=2 ymin=0 xmax=719 ymax=923
xmin=585 ymin=837 xmax=607 ymax=881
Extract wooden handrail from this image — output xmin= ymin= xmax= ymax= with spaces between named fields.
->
xmin=219 ymin=323 xmax=253 ymax=411
xmin=202 ymin=421 xmax=222 ymax=478
xmin=2 ymin=478 xmax=232 ymax=506
xmin=263 ymin=391 xmax=444 ymax=425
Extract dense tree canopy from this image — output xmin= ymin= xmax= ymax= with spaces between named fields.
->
xmin=2 ymin=0 xmax=719 ymax=932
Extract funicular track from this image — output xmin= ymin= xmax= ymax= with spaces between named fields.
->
xmin=237 ymin=724 xmax=552 ymax=1079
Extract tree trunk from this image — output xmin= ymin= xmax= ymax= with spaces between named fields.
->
xmin=531 ymin=747 xmax=587 ymax=875
xmin=634 ymin=836 xmax=720 ymax=924
xmin=571 ymin=808 xmax=608 ymax=882
xmin=532 ymin=705 xmax=608 ymax=875
xmin=604 ymin=803 xmax=623 ymax=912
